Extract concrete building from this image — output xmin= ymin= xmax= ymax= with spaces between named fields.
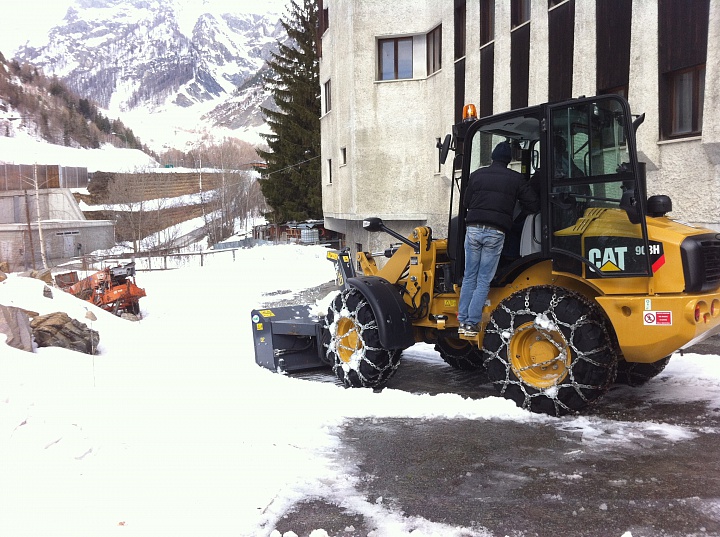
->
xmin=318 ymin=0 xmax=720 ymax=255
xmin=0 ymin=165 xmax=114 ymax=271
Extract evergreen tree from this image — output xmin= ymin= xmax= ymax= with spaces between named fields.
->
xmin=256 ymin=0 xmax=321 ymax=223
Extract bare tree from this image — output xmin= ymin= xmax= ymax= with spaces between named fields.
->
xmin=199 ymin=138 xmax=266 ymax=244
xmin=105 ymin=171 xmax=149 ymax=252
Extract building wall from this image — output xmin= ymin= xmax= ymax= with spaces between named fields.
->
xmin=320 ymin=0 xmax=720 ymax=255
xmin=0 ymin=221 xmax=115 ymax=272
xmin=0 ymin=189 xmax=87 ymax=225
xmin=319 ymin=0 xmax=457 ymax=253
xmin=0 ymin=189 xmax=115 ymax=271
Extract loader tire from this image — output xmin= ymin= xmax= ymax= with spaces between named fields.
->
xmin=615 ymin=355 xmax=671 ymax=387
xmin=325 ymin=288 xmax=401 ymax=388
xmin=483 ymin=286 xmax=617 ymax=416
xmin=435 ymin=335 xmax=486 ymax=370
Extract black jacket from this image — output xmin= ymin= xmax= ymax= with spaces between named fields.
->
xmin=463 ymin=161 xmax=540 ymax=233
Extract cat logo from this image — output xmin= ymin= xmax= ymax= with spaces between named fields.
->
xmin=588 ymin=246 xmax=627 ymax=271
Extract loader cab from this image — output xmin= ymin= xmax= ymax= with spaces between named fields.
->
xmin=453 ymin=94 xmax=653 ymax=285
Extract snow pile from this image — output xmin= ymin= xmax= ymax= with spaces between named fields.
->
xmin=1 ymin=244 xmax=720 ymax=536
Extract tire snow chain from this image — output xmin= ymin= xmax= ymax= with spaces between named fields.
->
xmin=482 ymin=286 xmax=615 ymax=412
xmin=326 ymin=291 xmax=400 ymax=384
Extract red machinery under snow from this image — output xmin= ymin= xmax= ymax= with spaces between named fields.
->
xmin=59 ymin=262 xmax=146 ymax=316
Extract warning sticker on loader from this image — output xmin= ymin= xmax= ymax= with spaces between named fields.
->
xmin=643 ymin=311 xmax=672 ymax=326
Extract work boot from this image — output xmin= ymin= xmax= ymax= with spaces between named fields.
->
xmin=462 ymin=322 xmax=479 ymax=337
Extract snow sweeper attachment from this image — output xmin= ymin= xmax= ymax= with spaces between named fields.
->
xmin=251 ymin=304 xmax=329 ymax=373
xmin=250 ymin=248 xmax=357 ymax=373
xmin=251 ymin=247 xmax=416 ymax=374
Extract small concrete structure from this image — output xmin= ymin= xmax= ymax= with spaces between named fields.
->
xmin=0 ymin=183 xmax=114 ymax=272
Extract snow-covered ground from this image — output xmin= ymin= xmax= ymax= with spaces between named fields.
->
xmin=0 ymin=132 xmax=159 ymax=173
xmin=2 ymin=244 xmax=720 ymax=537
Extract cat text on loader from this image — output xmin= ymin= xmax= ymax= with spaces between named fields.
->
xmin=251 ymin=94 xmax=720 ymax=416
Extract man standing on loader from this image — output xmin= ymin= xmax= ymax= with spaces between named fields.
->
xmin=458 ymin=141 xmax=539 ymax=336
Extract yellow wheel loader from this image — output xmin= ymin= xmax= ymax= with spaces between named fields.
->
xmin=251 ymin=94 xmax=720 ymax=416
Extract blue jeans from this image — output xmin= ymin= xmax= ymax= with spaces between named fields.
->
xmin=458 ymin=226 xmax=505 ymax=325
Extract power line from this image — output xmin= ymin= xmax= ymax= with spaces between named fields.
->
xmin=262 ymin=155 xmax=320 ymax=177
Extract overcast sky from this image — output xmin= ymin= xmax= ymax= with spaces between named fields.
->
xmin=0 ymin=0 xmax=289 ymax=56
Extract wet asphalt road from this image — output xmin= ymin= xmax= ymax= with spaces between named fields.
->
xmin=264 ymin=287 xmax=720 ymax=536
xmin=271 ymin=337 xmax=720 ymax=537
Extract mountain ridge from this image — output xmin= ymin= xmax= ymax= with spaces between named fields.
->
xmin=13 ymin=0 xmax=285 ymax=151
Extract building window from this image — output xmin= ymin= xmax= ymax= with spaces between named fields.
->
xmin=317 ymin=0 xmax=329 ymax=57
xmin=601 ymin=85 xmax=628 ymax=99
xmin=658 ymin=0 xmax=709 ymax=139
xmin=548 ymin=0 xmax=574 ymax=102
xmin=511 ymin=0 xmax=531 ymax=28
xmin=327 ymin=159 xmax=332 ymax=184
xmin=668 ymin=65 xmax=705 ymax=137
xmin=378 ymin=37 xmax=413 ymax=80
xmin=340 ymin=147 xmax=347 ymax=165
xmin=511 ymin=22 xmax=530 ymax=109
xmin=426 ymin=25 xmax=442 ymax=75
xmin=323 ymin=79 xmax=332 ymax=114
xmin=596 ymin=0 xmax=631 ymax=97
xmin=436 ymin=138 xmax=442 ymax=172
xmin=454 ymin=2 xmax=466 ymax=59
xmin=480 ymin=0 xmax=495 ymax=45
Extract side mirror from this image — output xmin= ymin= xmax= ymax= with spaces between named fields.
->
xmin=531 ymin=149 xmax=540 ymax=171
xmin=362 ymin=217 xmax=420 ymax=253
xmin=362 ymin=217 xmax=384 ymax=232
xmin=437 ymin=134 xmax=452 ymax=165
xmin=632 ymin=113 xmax=645 ymax=133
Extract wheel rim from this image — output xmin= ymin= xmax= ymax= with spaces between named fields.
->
xmin=336 ymin=317 xmax=361 ymax=363
xmin=508 ymin=321 xmax=571 ymax=388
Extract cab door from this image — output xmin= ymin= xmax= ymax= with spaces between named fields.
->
xmin=545 ymin=95 xmax=653 ymax=279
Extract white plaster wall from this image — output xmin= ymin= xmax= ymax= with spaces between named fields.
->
xmin=656 ymin=139 xmax=720 ymax=229
xmin=699 ymin=0 xmax=720 ymax=230
xmin=464 ymin=1 xmax=481 ymax=104
xmin=528 ymin=2 xmax=549 ymax=105
xmin=705 ymin=0 xmax=720 ymax=149
xmin=320 ymin=0 xmax=456 ymax=248
xmin=628 ymin=0 xmax=660 ymax=171
xmin=572 ymin=1 xmax=596 ymax=99
xmin=493 ymin=2 xmax=512 ymax=112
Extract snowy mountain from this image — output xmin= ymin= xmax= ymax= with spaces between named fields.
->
xmin=14 ymin=0 xmax=286 ymax=150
